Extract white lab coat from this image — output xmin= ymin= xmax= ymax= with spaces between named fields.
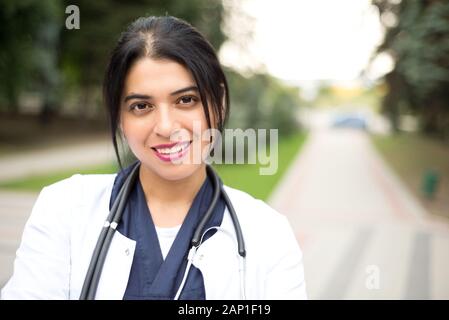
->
xmin=1 ymin=173 xmax=307 ymax=300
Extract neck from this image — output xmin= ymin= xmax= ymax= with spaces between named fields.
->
xmin=139 ymin=164 xmax=207 ymax=211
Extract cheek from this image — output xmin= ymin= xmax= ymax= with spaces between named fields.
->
xmin=177 ymin=109 xmax=208 ymax=135
xmin=121 ymin=116 xmax=151 ymax=144
xmin=195 ymin=107 xmax=211 ymax=130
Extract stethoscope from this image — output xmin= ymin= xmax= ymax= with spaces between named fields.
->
xmin=79 ymin=162 xmax=246 ymax=300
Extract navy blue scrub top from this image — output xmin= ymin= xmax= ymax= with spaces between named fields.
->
xmin=110 ymin=164 xmax=226 ymax=300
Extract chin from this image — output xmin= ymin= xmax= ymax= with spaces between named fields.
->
xmin=145 ymin=161 xmax=203 ymax=182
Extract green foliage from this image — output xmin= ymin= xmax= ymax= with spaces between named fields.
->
xmin=225 ymin=69 xmax=301 ymax=136
xmin=59 ymin=0 xmax=226 ymax=85
xmin=0 ymin=0 xmax=226 ymax=114
xmin=0 ymin=0 xmax=63 ymax=111
xmin=390 ymin=1 xmax=449 ymax=99
xmin=373 ymin=0 xmax=449 ymax=137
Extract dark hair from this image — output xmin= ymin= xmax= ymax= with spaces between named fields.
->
xmin=103 ymin=16 xmax=230 ymax=169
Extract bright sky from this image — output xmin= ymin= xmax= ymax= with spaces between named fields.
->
xmin=219 ymin=0 xmax=393 ymax=87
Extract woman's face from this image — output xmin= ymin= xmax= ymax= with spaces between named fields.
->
xmin=120 ymin=57 xmax=213 ymax=181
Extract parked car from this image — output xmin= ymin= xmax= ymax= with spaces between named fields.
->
xmin=331 ymin=114 xmax=367 ymax=130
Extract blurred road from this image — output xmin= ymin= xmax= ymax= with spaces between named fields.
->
xmin=0 ymin=191 xmax=39 ymax=287
xmin=269 ymin=127 xmax=449 ymax=299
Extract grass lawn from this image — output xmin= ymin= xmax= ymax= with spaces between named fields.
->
xmin=0 ymin=131 xmax=308 ymax=201
xmin=0 ymin=163 xmax=119 ymax=191
xmin=214 ymin=131 xmax=307 ymax=200
xmin=371 ymin=133 xmax=449 ymax=220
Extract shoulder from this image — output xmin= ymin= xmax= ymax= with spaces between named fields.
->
xmin=44 ymin=173 xmax=117 ymax=192
xmin=26 ymin=173 xmax=117 ymax=235
xmin=40 ymin=173 xmax=117 ymax=207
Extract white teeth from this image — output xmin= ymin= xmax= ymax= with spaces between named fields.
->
xmin=155 ymin=143 xmax=188 ymax=154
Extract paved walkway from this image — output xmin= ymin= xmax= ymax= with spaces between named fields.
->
xmin=269 ymin=127 xmax=449 ymax=299
xmin=0 ymin=136 xmax=115 ymax=182
xmin=0 ymin=191 xmax=40 ymax=286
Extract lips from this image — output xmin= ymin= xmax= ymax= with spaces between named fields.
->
xmin=151 ymin=141 xmax=192 ymax=162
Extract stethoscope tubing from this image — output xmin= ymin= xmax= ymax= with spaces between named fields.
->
xmin=80 ymin=163 xmax=140 ymax=299
xmin=190 ymin=165 xmax=220 ymax=247
xmin=221 ymin=187 xmax=246 ymax=258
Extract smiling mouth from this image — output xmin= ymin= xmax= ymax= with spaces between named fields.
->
xmin=151 ymin=141 xmax=192 ymax=156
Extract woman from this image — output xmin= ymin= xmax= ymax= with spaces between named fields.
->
xmin=1 ymin=16 xmax=306 ymax=300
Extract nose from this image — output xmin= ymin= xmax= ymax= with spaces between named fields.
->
xmin=153 ymin=105 xmax=177 ymax=138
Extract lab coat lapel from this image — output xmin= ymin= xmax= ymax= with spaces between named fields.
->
xmin=95 ymin=231 xmax=136 ymax=300
xmin=192 ymin=208 xmax=242 ymax=299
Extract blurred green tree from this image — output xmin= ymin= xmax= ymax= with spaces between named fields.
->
xmin=226 ymin=69 xmax=301 ymax=135
xmin=0 ymin=0 xmax=63 ymax=116
xmin=372 ymin=0 xmax=449 ymax=138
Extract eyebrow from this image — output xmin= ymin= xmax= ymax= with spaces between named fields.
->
xmin=123 ymin=86 xmax=199 ymax=102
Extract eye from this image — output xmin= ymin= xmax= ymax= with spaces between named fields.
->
xmin=130 ymin=102 xmax=153 ymax=114
xmin=177 ymin=95 xmax=199 ymax=106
